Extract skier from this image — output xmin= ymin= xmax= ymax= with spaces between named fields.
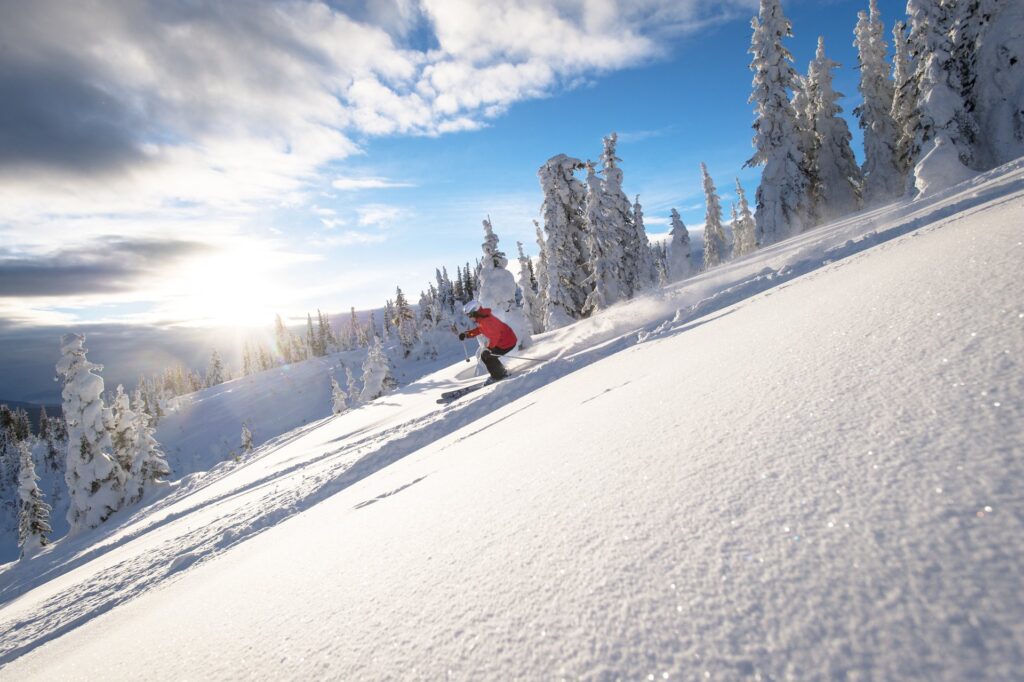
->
xmin=458 ymin=300 xmax=517 ymax=381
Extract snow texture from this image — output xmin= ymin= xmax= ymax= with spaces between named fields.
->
xmin=2 ymin=159 xmax=1023 ymax=679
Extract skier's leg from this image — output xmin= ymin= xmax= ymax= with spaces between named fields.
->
xmin=480 ymin=349 xmax=508 ymax=380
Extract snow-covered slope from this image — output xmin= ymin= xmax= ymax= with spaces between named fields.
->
xmin=1 ymin=160 xmax=1023 ymax=679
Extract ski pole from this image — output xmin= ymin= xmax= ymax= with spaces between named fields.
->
xmin=461 ymin=339 xmax=471 ymax=362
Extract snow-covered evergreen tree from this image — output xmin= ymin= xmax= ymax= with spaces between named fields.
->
xmin=538 ymin=154 xmax=590 ymax=328
xmin=274 ymin=314 xmax=294 ymax=364
xmin=240 ymin=423 xmax=254 ymax=454
xmin=305 ymin=313 xmax=317 ymax=357
xmin=700 ymin=163 xmax=728 ymax=270
xmin=957 ymin=0 xmax=1024 ymax=169
xmin=807 ymin=36 xmax=863 ymax=221
xmin=732 ymin=179 xmax=758 ymax=257
xmin=205 ymin=349 xmax=225 ymax=388
xmin=17 ymin=440 xmax=51 ymax=557
xmin=128 ymin=388 xmax=170 ymax=503
xmin=746 ymin=0 xmax=811 ymax=244
xmin=791 ymin=73 xmax=818 ymax=212
xmin=56 ymin=333 xmax=124 ymax=533
xmin=533 ymin=222 xmax=550 ymax=325
xmin=330 ymin=375 xmax=348 ymax=415
xmin=516 ymin=241 xmax=544 ymax=334
xmin=598 ymin=133 xmax=642 ymax=299
xmin=583 ymin=160 xmax=622 ymax=314
xmin=891 ymin=19 xmax=918 ymax=182
xmin=109 ymin=385 xmax=136 ymax=484
xmin=667 ymin=209 xmax=693 ymax=281
xmin=905 ymin=0 xmax=978 ymax=193
xmin=393 ymin=287 xmax=417 ymax=356
xmin=344 ymin=366 xmax=360 ymax=408
xmin=631 ymin=195 xmax=657 ymax=291
xmin=360 ymin=337 xmax=397 ymax=402
xmin=477 ymin=217 xmax=531 ymax=348
xmin=854 ymin=0 xmax=904 ymax=202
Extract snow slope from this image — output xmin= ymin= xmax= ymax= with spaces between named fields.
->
xmin=1 ymin=160 xmax=1023 ymax=679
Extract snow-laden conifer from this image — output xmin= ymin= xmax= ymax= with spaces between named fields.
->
xmin=905 ymin=0 xmax=978 ymax=193
xmin=891 ymin=20 xmax=917 ymax=181
xmin=700 ymin=163 xmax=728 ymax=270
xmin=477 ymin=217 xmax=531 ymax=348
xmin=17 ymin=440 xmax=51 ymax=557
xmin=854 ymin=0 xmax=904 ymax=202
xmin=667 ymin=209 xmax=693 ymax=281
xmin=583 ymin=160 xmax=621 ymax=314
xmin=305 ymin=313 xmax=317 ymax=357
xmin=746 ymin=0 xmax=811 ymax=244
xmin=345 ymin=366 xmax=360 ymax=408
xmin=791 ymin=73 xmax=817 ymax=209
xmin=807 ymin=37 xmax=863 ymax=221
xmin=240 ymin=423 xmax=254 ymax=454
xmin=56 ymin=333 xmax=124 ymax=533
xmin=109 ymin=385 xmax=136 ymax=486
xmin=128 ymin=388 xmax=169 ymax=503
xmin=597 ymin=133 xmax=643 ymax=299
xmin=533 ymin=222 xmax=550 ymax=325
xmin=360 ymin=337 xmax=397 ymax=402
xmin=330 ymin=375 xmax=348 ymax=415
xmin=206 ymin=349 xmax=225 ymax=388
xmin=957 ymin=1 xmax=1024 ymax=168
xmin=538 ymin=154 xmax=589 ymax=328
xmin=517 ymin=241 xmax=544 ymax=334
xmin=393 ymin=287 xmax=418 ymax=356
xmin=632 ymin=195 xmax=657 ymax=291
xmin=733 ymin=179 xmax=758 ymax=256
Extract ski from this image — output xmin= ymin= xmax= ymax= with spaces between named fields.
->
xmin=436 ymin=375 xmax=507 ymax=404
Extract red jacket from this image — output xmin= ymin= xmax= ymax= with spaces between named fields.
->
xmin=465 ymin=308 xmax=517 ymax=350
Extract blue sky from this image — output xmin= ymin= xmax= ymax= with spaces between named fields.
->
xmin=0 ymin=0 xmax=907 ymax=400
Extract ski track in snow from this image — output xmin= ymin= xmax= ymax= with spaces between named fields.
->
xmin=0 ymin=159 xmax=1023 ymax=674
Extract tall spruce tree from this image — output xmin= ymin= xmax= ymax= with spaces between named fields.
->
xmin=891 ymin=19 xmax=918 ymax=182
xmin=733 ymin=179 xmax=758 ymax=257
xmin=700 ymin=163 xmax=728 ymax=270
xmin=17 ymin=440 xmax=51 ymax=557
xmin=598 ymin=133 xmax=642 ymax=299
xmin=128 ymin=388 xmax=170 ymax=502
xmin=583 ymin=160 xmax=621 ymax=314
xmin=854 ymin=0 xmax=904 ymax=202
xmin=747 ymin=0 xmax=811 ymax=244
xmin=905 ymin=0 xmax=977 ymax=192
xmin=807 ymin=36 xmax=863 ymax=221
xmin=56 ymin=334 xmax=124 ymax=533
xmin=538 ymin=154 xmax=590 ymax=328
xmin=667 ymin=209 xmax=693 ymax=281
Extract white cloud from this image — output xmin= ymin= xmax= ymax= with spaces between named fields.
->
xmin=357 ymin=204 xmax=406 ymax=228
xmin=331 ymin=177 xmax=416 ymax=191
xmin=312 ymin=231 xmax=389 ymax=247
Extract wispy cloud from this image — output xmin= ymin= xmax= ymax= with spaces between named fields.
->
xmin=312 ymin=231 xmax=390 ymax=247
xmin=617 ymin=127 xmax=675 ymax=144
xmin=357 ymin=204 xmax=406 ymax=228
xmin=331 ymin=177 xmax=416 ymax=191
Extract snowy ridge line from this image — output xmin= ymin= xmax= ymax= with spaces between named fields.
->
xmin=2 ymin=160 xmax=1023 ymax=669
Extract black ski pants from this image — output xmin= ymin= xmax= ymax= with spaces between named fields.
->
xmin=481 ymin=345 xmax=513 ymax=380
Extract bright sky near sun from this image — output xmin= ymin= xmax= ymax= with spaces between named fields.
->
xmin=0 ymin=0 xmax=906 ymax=399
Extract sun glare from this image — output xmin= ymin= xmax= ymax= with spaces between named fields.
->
xmin=168 ymin=247 xmax=286 ymax=328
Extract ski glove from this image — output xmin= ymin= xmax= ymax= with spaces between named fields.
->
xmin=458 ymin=332 xmax=467 ymax=341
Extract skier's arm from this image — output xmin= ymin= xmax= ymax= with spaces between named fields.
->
xmin=459 ymin=326 xmax=482 ymax=340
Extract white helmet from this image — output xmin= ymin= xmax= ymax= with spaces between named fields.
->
xmin=462 ymin=299 xmax=482 ymax=316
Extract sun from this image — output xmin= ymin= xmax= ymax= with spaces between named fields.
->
xmin=167 ymin=247 xmax=286 ymax=328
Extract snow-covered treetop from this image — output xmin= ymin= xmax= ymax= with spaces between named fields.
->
xmin=481 ymin=216 xmax=508 ymax=269
xmin=747 ymin=0 xmax=800 ymax=168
